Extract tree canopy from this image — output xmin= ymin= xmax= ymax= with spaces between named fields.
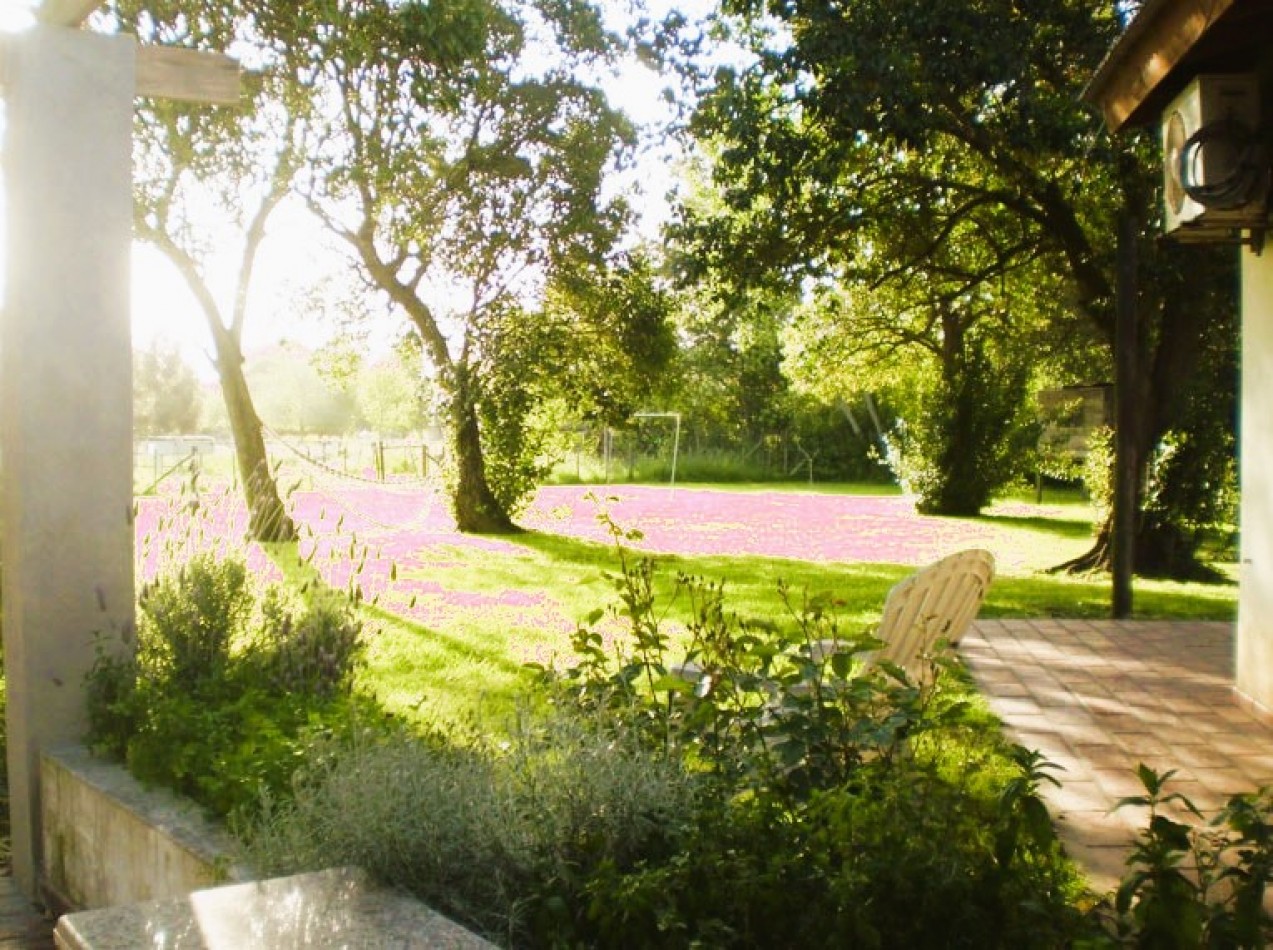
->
xmin=673 ymin=0 xmax=1237 ymax=564
xmin=113 ymin=0 xmax=304 ymax=541
xmin=263 ymin=0 xmax=653 ymax=531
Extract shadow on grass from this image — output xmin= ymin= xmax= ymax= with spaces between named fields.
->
xmin=973 ymin=514 xmax=1094 ymax=542
xmin=493 ymin=530 xmax=1235 ymax=624
xmin=986 ymin=573 xmax=1236 ymax=622
xmin=508 ymin=529 xmax=911 ymax=612
xmin=262 ymin=541 xmax=529 ymax=681
xmin=361 ymin=603 xmax=530 ymax=679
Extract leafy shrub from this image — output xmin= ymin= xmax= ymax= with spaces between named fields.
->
xmin=527 ymin=526 xmax=1087 ymax=946
xmin=86 ymin=553 xmax=375 ymax=819
xmin=133 ymin=556 xmax=251 ymax=690
xmin=1088 ymin=766 xmax=1273 ymax=948
xmin=249 ymin=585 xmax=364 ymax=700
xmin=241 ymin=713 xmax=699 ymax=946
xmin=886 ymin=338 xmax=1037 ymax=515
xmin=238 ymin=523 xmax=1092 ymax=946
xmin=1083 ymin=425 xmax=1115 ymax=523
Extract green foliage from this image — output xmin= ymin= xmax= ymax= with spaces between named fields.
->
xmin=354 ymin=352 xmax=430 ymax=438
xmin=241 ymin=526 xmax=1091 ymax=946
xmin=519 ymin=522 xmax=1088 ymax=945
xmin=134 ymin=339 xmax=204 ymax=437
xmin=270 ymin=0 xmax=640 ymax=531
xmin=134 ymin=556 xmax=252 ymax=690
xmin=1135 ymin=310 xmax=1239 ymax=574
xmin=1084 ymin=425 xmax=1116 ymax=524
xmin=86 ymin=554 xmax=372 ymax=820
xmin=543 ymin=252 xmax=678 ymax=428
xmin=1086 ymin=416 xmax=1238 ymax=577
xmin=887 ymin=338 xmax=1038 ymax=515
xmin=241 ymin=714 xmax=699 ymax=946
xmin=1095 ymin=767 xmax=1273 ymax=948
xmin=246 ymin=344 xmax=359 ymax=437
xmin=676 ymin=0 xmax=1238 ymax=577
xmin=469 ymin=305 xmax=571 ymax=518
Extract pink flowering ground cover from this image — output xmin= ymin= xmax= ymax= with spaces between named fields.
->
xmin=517 ymin=486 xmax=1070 ymax=568
xmin=136 ymin=481 xmax=1091 ymax=635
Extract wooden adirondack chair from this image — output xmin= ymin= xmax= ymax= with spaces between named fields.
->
xmin=876 ymin=548 xmax=995 ymax=672
xmin=675 ymin=549 xmax=996 ymax=692
xmin=811 ymin=548 xmax=996 ymax=681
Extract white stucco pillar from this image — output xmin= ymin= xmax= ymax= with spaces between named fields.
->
xmin=1 ymin=26 xmax=136 ymax=898
xmin=1238 ymin=246 xmax=1273 ymax=711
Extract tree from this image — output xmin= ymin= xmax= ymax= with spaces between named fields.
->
xmin=115 ymin=1 xmax=301 ymax=542
xmin=677 ymin=0 xmax=1237 ymax=569
xmin=786 ymin=276 xmax=1043 ymax=513
xmin=269 ymin=0 xmax=638 ymax=532
xmin=134 ymin=339 xmax=203 ymax=436
xmin=541 ymin=252 xmax=678 ymax=427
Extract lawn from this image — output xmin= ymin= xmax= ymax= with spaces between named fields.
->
xmin=136 ymin=480 xmax=1237 ymax=724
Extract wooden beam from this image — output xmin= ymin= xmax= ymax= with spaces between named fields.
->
xmin=37 ymin=0 xmax=107 ymax=28
xmin=136 ymin=46 xmax=240 ymax=106
xmin=1085 ymin=0 xmax=1235 ymax=131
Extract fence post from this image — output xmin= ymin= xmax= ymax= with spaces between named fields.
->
xmin=375 ymin=441 xmax=385 ymax=481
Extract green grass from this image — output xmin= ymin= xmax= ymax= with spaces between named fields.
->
xmin=260 ymin=507 xmax=1237 ymax=726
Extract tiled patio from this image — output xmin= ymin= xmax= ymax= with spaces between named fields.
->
xmin=961 ymin=619 xmax=1273 ymax=893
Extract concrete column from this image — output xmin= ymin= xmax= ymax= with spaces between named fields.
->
xmin=1238 ymin=247 xmax=1273 ymax=712
xmin=1 ymin=26 xmax=136 ymax=899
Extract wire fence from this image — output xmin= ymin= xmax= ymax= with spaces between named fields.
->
xmin=135 ymin=414 xmax=878 ymax=499
xmin=134 ymin=434 xmax=448 ymax=495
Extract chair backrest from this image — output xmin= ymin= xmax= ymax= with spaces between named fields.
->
xmin=875 ymin=549 xmax=995 ymax=678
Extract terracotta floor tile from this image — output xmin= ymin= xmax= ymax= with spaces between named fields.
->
xmin=961 ymin=620 xmax=1261 ymax=897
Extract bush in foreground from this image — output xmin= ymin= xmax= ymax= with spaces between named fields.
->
xmin=239 ymin=534 xmax=1091 ymax=947
xmin=86 ymin=553 xmax=378 ymax=820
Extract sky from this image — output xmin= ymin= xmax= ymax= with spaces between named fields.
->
xmin=0 ymin=0 xmax=698 ymax=381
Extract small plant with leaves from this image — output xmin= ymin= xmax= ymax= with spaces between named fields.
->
xmin=1101 ymin=765 xmax=1273 ymax=948
xmin=526 ymin=509 xmax=1090 ymax=945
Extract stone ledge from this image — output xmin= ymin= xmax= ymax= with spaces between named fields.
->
xmin=40 ymin=746 xmax=249 ymax=912
xmin=53 ymin=867 xmax=495 ymax=949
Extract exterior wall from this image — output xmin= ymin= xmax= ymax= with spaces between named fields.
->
xmin=1237 ymin=247 xmax=1273 ymax=709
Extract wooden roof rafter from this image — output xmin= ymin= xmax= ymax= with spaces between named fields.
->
xmin=22 ymin=0 xmax=242 ymax=105
xmin=1083 ymin=0 xmax=1273 ymax=132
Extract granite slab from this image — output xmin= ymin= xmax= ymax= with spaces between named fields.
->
xmin=53 ymin=867 xmax=495 ymax=949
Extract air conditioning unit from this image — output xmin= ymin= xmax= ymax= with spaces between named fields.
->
xmin=1162 ymin=74 xmax=1268 ymax=237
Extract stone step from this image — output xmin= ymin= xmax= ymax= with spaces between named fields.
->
xmin=54 ymin=867 xmax=493 ymax=950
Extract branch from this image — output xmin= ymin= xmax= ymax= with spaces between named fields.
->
xmin=135 ymin=220 xmax=231 ymax=353
xmin=230 ymin=128 xmax=297 ymax=342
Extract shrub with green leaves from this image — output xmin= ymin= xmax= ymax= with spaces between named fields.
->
xmin=241 ymin=713 xmax=699 ymax=946
xmin=1087 ymin=766 xmax=1273 ymax=948
xmin=86 ymin=553 xmax=376 ymax=819
xmin=243 ymin=522 xmax=1089 ymax=947
xmin=528 ymin=527 xmax=1087 ymax=946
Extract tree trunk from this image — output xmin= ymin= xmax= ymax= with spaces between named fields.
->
xmin=1054 ymin=510 xmax=1216 ymax=580
xmin=1054 ymin=239 xmax=1227 ymax=579
xmin=211 ymin=325 xmax=297 ymax=543
xmin=449 ymin=363 xmax=517 ymax=534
